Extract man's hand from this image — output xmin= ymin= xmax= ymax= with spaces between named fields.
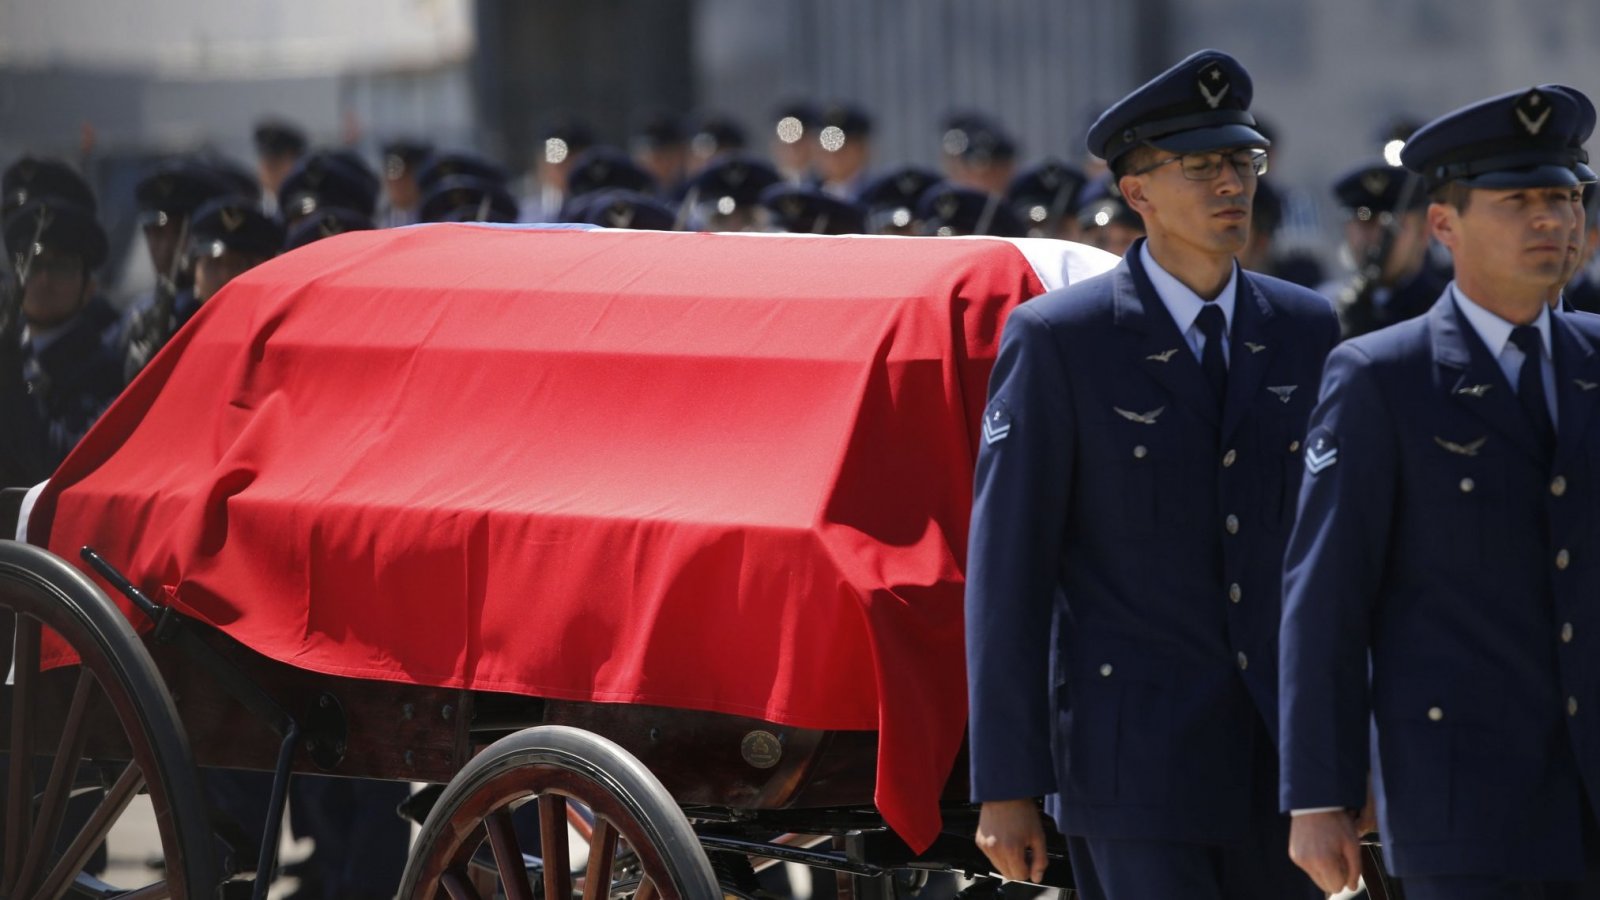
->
xmin=1288 ymin=809 xmax=1363 ymax=894
xmin=975 ymin=798 xmax=1047 ymax=883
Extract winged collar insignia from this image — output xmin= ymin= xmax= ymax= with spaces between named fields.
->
xmin=1267 ymin=385 xmax=1297 ymax=403
xmin=1114 ymin=406 xmax=1165 ymax=425
xmin=1454 ymin=383 xmax=1494 ymax=398
xmin=1244 ymin=341 xmax=1267 ymax=354
xmin=1145 ymin=348 xmax=1180 ymax=363
xmin=1575 ymin=379 xmax=1598 ymax=392
xmin=1434 ymin=435 xmax=1487 ymax=457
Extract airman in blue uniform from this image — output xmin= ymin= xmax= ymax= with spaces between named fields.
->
xmin=1281 ymin=85 xmax=1600 ymax=900
xmin=964 ymin=49 xmax=1336 ymax=900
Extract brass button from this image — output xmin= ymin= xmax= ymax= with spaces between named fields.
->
xmin=1459 ymin=477 xmax=1475 ymax=493
xmin=1562 ymin=622 xmax=1574 ymax=643
xmin=1557 ymin=549 xmax=1571 ymax=570
xmin=1223 ymin=449 xmax=1237 ymax=468
xmin=1552 ymin=476 xmax=1568 ymax=497
xmin=1099 ymin=663 xmax=1114 ymax=677
xmin=1225 ymin=514 xmax=1239 ymax=535
xmin=1427 ymin=706 xmax=1444 ymax=722
xmin=1236 ymin=651 xmax=1249 ymax=670
xmin=1569 ymin=696 xmax=1580 ymax=717
xmin=1289 ymin=440 xmax=1300 ymax=453
xmin=1133 ymin=444 xmax=1148 ymax=459
xmin=1228 ymin=583 xmax=1242 ymax=604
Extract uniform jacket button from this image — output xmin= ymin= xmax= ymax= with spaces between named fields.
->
xmin=1099 ymin=663 xmax=1113 ymax=677
xmin=1557 ymin=549 xmax=1571 ymax=570
xmin=1562 ymin=622 xmax=1575 ymax=643
xmin=1223 ymin=449 xmax=1237 ymax=467
xmin=1570 ymin=697 xmax=1580 ymax=717
xmin=1459 ymin=477 xmax=1475 ymax=493
xmin=1428 ymin=706 xmax=1444 ymax=722
xmin=1236 ymin=651 xmax=1248 ymax=670
xmin=1288 ymin=440 xmax=1300 ymax=453
xmin=1225 ymin=514 xmax=1239 ymax=535
xmin=1552 ymin=475 xmax=1568 ymax=497
xmin=1133 ymin=445 xmax=1148 ymax=459
xmin=1229 ymin=583 xmax=1242 ymax=603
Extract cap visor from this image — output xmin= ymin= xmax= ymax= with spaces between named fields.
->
xmin=1461 ymin=165 xmax=1580 ymax=189
xmin=1149 ymin=124 xmax=1270 ymax=155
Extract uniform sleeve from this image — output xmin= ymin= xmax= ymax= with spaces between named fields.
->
xmin=1278 ymin=342 xmax=1396 ymax=812
xmin=965 ymin=303 xmax=1075 ymax=802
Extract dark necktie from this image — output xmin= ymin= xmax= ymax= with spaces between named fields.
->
xmin=1196 ymin=303 xmax=1228 ymax=406
xmin=1509 ymin=325 xmax=1555 ymax=455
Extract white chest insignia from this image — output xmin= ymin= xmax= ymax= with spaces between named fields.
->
xmin=1267 ymin=384 xmax=1297 ymax=404
xmin=1145 ymin=348 xmax=1180 ymax=363
xmin=1434 ymin=435 xmax=1487 ymax=457
xmin=1244 ymin=341 xmax=1267 ymax=354
xmin=1575 ymin=379 xmax=1598 ymax=392
xmin=1114 ymin=406 xmax=1165 ymax=425
xmin=1455 ymin=383 xmax=1493 ymax=398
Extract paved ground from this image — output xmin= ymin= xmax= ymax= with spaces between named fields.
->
xmin=103 ymin=794 xmax=313 ymax=898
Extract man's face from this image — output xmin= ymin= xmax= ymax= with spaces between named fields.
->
xmin=194 ymin=248 xmax=267 ymax=303
xmin=143 ymin=218 xmax=184 ymax=278
xmin=816 ymin=140 xmax=869 ymax=185
xmin=1121 ymin=147 xmax=1257 ymax=258
xmin=1434 ymin=185 xmax=1579 ymax=293
xmin=20 ymin=250 xmax=90 ymax=327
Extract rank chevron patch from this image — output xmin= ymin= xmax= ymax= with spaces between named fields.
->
xmin=1304 ymin=429 xmax=1338 ymax=475
xmin=983 ymin=401 xmax=1012 ymax=446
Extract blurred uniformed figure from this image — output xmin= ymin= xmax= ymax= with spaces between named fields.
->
xmin=917 ymin=183 xmax=1026 ymax=238
xmin=759 ymin=184 xmax=865 ymax=235
xmin=277 ymin=150 xmax=380 ymax=227
xmin=377 ymin=139 xmax=433 ymax=228
xmin=284 ymin=206 xmax=375 ymax=252
xmin=1074 ymin=173 xmax=1144 ymax=256
xmin=769 ymin=100 xmax=821 ymax=184
xmin=1 ymin=193 xmax=124 ymax=481
xmin=965 ymin=50 xmax=1336 ymax=900
xmin=253 ymin=117 xmax=308 ymax=213
xmin=1282 ymin=84 xmax=1600 ymax=900
xmin=418 ymin=170 xmax=519 ymax=224
xmin=560 ymin=148 xmax=658 ymax=221
xmin=519 ymin=115 xmax=596 ymax=223
xmin=680 ymin=154 xmax=781 ymax=232
xmin=1007 ymin=160 xmax=1088 ymax=241
xmin=685 ymin=113 xmax=748 ymax=179
xmin=187 ymin=197 xmax=283 ymax=309
xmin=1239 ymin=179 xmax=1325 ymax=289
xmin=940 ymin=112 xmax=1019 ymax=197
xmin=567 ymin=190 xmax=677 ymax=230
xmin=122 ymin=159 xmax=238 ymax=380
xmin=1568 ymin=186 xmax=1600 ymax=312
xmin=631 ymin=112 xmax=689 ymax=200
xmin=1321 ymin=159 xmax=1445 ymax=337
xmin=813 ymin=103 xmax=874 ymax=199
xmin=856 ymin=166 xmax=940 ymax=236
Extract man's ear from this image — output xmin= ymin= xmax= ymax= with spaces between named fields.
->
xmin=1120 ymin=174 xmax=1152 ymax=217
xmin=1427 ymin=202 xmax=1458 ymax=253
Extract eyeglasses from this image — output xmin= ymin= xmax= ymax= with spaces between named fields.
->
xmin=1132 ymin=148 xmax=1270 ymax=181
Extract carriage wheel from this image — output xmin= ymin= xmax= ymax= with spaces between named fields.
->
xmin=0 ymin=540 xmax=220 ymax=899
xmin=399 ymin=725 xmax=722 ymax=900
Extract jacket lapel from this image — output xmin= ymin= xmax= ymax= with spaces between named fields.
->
xmin=1220 ymin=271 xmax=1276 ymax=445
xmin=1553 ymin=311 xmax=1600 ymax=470
xmin=1117 ymin=244 xmax=1219 ymax=428
xmin=1428 ymin=293 xmax=1544 ymax=464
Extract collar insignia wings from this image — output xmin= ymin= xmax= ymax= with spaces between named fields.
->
xmin=1434 ymin=435 xmax=1487 ymax=457
xmin=1114 ymin=405 xmax=1165 ymax=425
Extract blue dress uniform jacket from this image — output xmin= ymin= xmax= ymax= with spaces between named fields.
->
xmin=1280 ymin=294 xmax=1600 ymax=880
xmin=966 ymin=239 xmax=1339 ymax=844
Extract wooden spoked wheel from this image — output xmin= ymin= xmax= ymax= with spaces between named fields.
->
xmin=0 ymin=540 xmax=219 ymax=899
xmin=400 ymin=725 xmax=721 ymax=900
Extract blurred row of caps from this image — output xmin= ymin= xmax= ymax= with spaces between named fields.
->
xmin=5 ymin=103 xmax=1495 ymax=274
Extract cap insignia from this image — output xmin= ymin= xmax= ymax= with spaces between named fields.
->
xmin=220 ymin=206 xmax=245 ymax=233
xmin=1361 ymin=172 xmax=1390 ymax=197
xmin=1197 ymin=63 xmax=1231 ymax=110
xmin=1516 ymin=90 xmax=1553 ymax=136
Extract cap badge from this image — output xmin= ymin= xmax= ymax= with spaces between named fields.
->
xmin=1516 ymin=90 xmax=1553 ymax=136
xmin=605 ymin=203 xmax=635 ymax=229
xmin=1197 ymin=64 xmax=1231 ymax=110
xmin=936 ymin=194 xmax=960 ymax=219
xmin=780 ymin=196 xmax=805 ymax=218
xmin=319 ymin=218 xmax=345 ymax=238
xmin=220 ymin=206 xmax=245 ymax=233
xmin=1361 ymin=172 xmax=1390 ymax=196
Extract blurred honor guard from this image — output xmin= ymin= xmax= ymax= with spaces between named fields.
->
xmin=769 ymin=100 xmax=820 ymax=184
xmin=520 ymin=115 xmax=596 ymax=223
xmin=1074 ymin=173 xmax=1145 ymax=257
xmin=813 ymin=103 xmax=874 ymax=199
xmin=418 ymin=176 xmax=519 ymax=224
xmin=559 ymin=148 xmax=658 ymax=220
xmin=680 ymin=154 xmax=781 ymax=232
xmin=759 ymin=184 xmax=865 ymax=235
xmin=567 ymin=190 xmax=677 ymax=231
xmin=685 ymin=112 xmax=747 ymax=179
xmin=1569 ymin=186 xmax=1600 ymax=312
xmin=857 ymin=166 xmax=941 ymax=236
xmin=1 ymin=195 xmax=125 ymax=480
xmin=253 ymin=117 xmax=308 ymax=213
xmin=916 ymin=183 xmax=1026 ymax=238
xmin=964 ymin=50 xmax=1337 ymax=900
xmin=123 ymin=159 xmax=235 ymax=380
xmin=939 ymin=112 xmax=1020 ymax=197
xmin=1007 ymin=159 xmax=1088 ymax=241
xmin=1281 ymin=85 xmax=1600 ymax=900
xmin=187 ymin=197 xmax=282 ymax=311
xmin=1324 ymin=159 xmax=1445 ymax=336
xmin=277 ymin=150 xmax=380 ymax=226
xmin=631 ymin=112 xmax=689 ymax=199
xmin=284 ymin=206 xmax=374 ymax=252
xmin=377 ymin=139 xmax=433 ymax=228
